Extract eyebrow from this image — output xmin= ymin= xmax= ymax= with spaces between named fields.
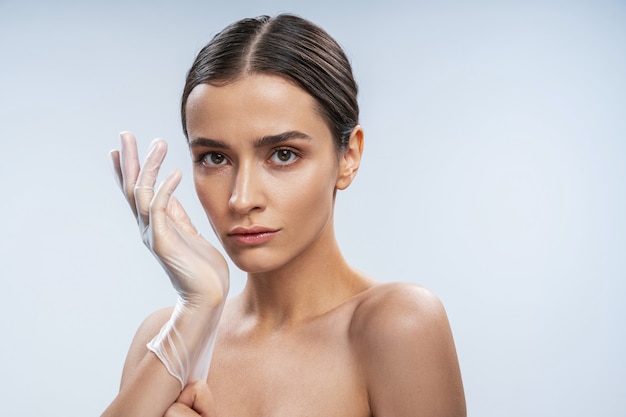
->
xmin=189 ymin=130 xmax=312 ymax=149
xmin=189 ymin=137 xmax=228 ymax=149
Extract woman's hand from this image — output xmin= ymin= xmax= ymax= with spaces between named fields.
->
xmin=109 ymin=131 xmax=229 ymax=387
xmin=164 ymin=381 xmax=216 ymax=417
xmin=109 ymin=131 xmax=229 ymax=308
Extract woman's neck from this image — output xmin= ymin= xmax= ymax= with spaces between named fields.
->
xmin=238 ymin=227 xmax=371 ymax=330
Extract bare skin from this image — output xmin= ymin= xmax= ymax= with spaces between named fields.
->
xmin=103 ymin=74 xmax=465 ymax=417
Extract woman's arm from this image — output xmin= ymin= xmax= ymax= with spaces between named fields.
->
xmin=354 ymin=283 xmax=466 ymax=417
xmin=103 ymin=307 xmax=220 ymax=417
xmin=100 ymin=307 xmax=179 ymax=417
xmin=101 ymin=132 xmax=229 ymax=417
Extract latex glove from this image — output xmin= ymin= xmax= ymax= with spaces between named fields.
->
xmin=109 ymin=132 xmax=229 ymax=389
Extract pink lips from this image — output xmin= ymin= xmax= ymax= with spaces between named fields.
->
xmin=227 ymin=226 xmax=280 ymax=246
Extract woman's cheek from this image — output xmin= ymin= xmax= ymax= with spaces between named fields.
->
xmin=195 ymin=177 xmax=230 ymax=223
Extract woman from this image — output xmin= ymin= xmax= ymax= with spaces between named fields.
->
xmin=103 ymin=14 xmax=465 ymax=417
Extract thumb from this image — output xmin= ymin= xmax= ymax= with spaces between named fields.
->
xmin=177 ymin=381 xmax=215 ymax=416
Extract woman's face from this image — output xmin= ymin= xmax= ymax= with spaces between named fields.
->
xmin=185 ymin=74 xmax=347 ymax=273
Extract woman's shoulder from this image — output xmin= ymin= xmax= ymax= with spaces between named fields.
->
xmin=349 ymin=281 xmax=451 ymax=351
xmin=133 ymin=306 xmax=175 ymax=345
xmin=349 ymin=282 xmax=466 ymax=415
xmin=352 ymin=281 xmax=446 ymax=323
xmin=120 ymin=306 xmax=174 ymax=386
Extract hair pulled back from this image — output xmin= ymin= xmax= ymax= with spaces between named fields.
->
xmin=181 ymin=14 xmax=359 ymax=150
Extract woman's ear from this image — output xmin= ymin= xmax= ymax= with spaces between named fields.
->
xmin=336 ymin=125 xmax=364 ymax=190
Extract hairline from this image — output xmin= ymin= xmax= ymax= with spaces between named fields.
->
xmin=183 ymin=71 xmax=345 ymax=154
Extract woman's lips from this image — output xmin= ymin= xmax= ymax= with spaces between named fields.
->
xmin=227 ymin=226 xmax=280 ymax=246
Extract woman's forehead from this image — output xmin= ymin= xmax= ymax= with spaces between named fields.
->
xmin=185 ymin=74 xmax=332 ymax=143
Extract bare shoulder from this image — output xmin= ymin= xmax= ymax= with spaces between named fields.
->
xmin=351 ymin=282 xmax=466 ymax=417
xmin=120 ymin=306 xmax=174 ymax=388
xmin=350 ymin=282 xmax=447 ymax=340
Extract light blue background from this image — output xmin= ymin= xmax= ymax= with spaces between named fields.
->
xmin=1 ymin=1 xmax=624 ymax=416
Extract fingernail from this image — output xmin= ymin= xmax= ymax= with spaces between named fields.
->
xmin=107 ymin=150 xmax=122 ymax=187
xmin=148 ymin=139 xmax=158 ymax=152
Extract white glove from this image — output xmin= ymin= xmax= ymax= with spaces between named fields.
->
xmin=110 ymin=132 xmax=230 ymax=389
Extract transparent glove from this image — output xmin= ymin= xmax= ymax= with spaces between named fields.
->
xmin=146 ymin=297 xmax=225 ymax=388
xmin=109 ymin=132 xmax=229 ymax=389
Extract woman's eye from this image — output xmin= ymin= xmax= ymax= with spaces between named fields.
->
xmin=202 ymin=152 xmax=227 ymax=166
xmin=271 ymin=149 xmax=297 ymax=164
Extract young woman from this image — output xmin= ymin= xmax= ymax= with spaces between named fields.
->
xmin=103 ymin=14 xmax=465 ymax=417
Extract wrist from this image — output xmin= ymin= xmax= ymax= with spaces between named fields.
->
xmin=147 ymin=300 xmax=225 ymax=389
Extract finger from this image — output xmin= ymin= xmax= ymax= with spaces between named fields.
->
xmin=108 ymin=149 xmax=123 ymax=189
xmin=119 ymin=131 xmax=141 ymax=217
xmin=151 ymin=172 xmax=201 ymax=237
xmin=176 ymin=381 xmax=215 ymax=416
xmin=150 ymin=168 xmax=182 ymax=235
xmin=164 ymin=402 xmax=200 ymax=417
xmin=167 ymin=195 xmax=201 ymax=237
xmin=135 ymin=138 xmax=168 ymax=226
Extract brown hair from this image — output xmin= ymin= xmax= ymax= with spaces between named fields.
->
xmin=181 ymin=14 xmax=359 ymax=150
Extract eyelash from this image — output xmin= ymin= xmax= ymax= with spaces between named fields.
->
xmin=198 ymin=152 xmax=228 ymax=167
xmin=269 ymin=148 xmax=299 ymax=165
xmin=195 ymin=148 xmax=301 ymax=168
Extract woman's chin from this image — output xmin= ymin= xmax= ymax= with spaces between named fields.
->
xmin=228 ymin=252 xmax=283 ymax=275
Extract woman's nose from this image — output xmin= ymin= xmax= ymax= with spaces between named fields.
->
xmin=228 ymin=163 xmax=265 ymax=215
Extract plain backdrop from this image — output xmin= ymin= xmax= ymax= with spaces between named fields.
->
xmin=1 ymin=0 xmax=624 ymax=416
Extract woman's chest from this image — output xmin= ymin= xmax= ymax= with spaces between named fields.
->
xmin=207 ymin=322 xmax=370 ymax=417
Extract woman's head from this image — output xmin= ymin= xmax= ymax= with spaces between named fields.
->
xmin=181 ymin=14 xmax=359 ymax=152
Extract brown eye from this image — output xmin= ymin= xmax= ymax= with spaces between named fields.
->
xmin=203 ymin=152 xmax=227 ymax=166
xmin=271 ymin=149 xmax=297 ymax=164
